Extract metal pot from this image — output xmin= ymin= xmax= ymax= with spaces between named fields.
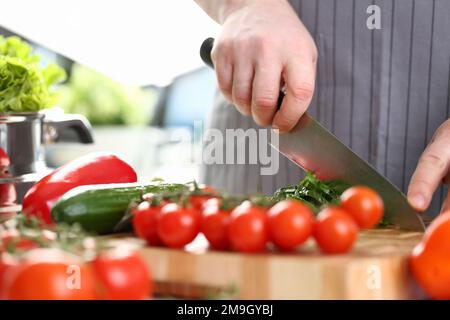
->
xmin=0 ymin=112 xmax=93 ymax=216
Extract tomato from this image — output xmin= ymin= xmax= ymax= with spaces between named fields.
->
xmin=189 ymin=185 xmax=216 ymax=212
xmin=0 ymin=229 xmax=56 ymax=253
xmin=2 ymin=248 xmax=96 ymax=300
xmin=201 ymin=198 xmax=231 ymax=250
xmin=267 ymin=200 xmax=314 ymax=251
xmin=132 ymin=201 xmax=166 ymax=246
xmin=0 ymin=230 xmax=39 ymax=252
xmin=157 ymin=203 xmax=200 ymax=248
xmin=340 ymin=186 xmax=384 ymax=229
xmin=314 ymin=207 xmax=358 ymax=254
xmin=92 ymin=248 xmax=152 ymax=300
xmin=410 ymin=213 xmax=450 ymax=299
xmin=0 ymin=253 xmax=18 ymax=299
xmin=23 ymin=152 xmax=137 ymax=224
xmin=227 ymin=201 xmax=269 ymax=253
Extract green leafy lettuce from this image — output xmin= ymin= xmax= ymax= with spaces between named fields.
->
xmin=0 ymin=36 xmax=66 ymax=113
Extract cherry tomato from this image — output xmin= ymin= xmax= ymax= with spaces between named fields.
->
xmin=0 ymin=253 xmax=18 ymax=299
xmin=314 ymin=207 xmax=358 ymax=254
xmin=410 ymin=213 xmax=450 ymax=299
xmin=201 ymin=198 xmax=231 ymax=250
xmin=0 ymin=230 xmax=39 ymax=252
xmin=340 ymin=186 xmax=384 ymax=229
xmin=0 ymin=229 xmax=56 ymax=253
xmin=227 ymin=201 xmax=269 ymax=253
xmin=132 ymin=201 xmax=166 ymax=246
xmin=2 ymin=248 xmax=96 ymax=300
xmin=92 ymin=248 xmax=152 ymax=300
xmin=189 ymin=185 xmax=217 ymax=212
xmin=267 ymin=200 xmax=314 ymax=251
xmin=157 ymin=203 xmax=200 ymax=248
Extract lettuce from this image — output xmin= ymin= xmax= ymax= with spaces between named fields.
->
xmin=0 ymin=36 xmax=66 ymax=113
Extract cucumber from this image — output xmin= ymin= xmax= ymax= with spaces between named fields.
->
xmin=51 ymin=182 xmax=188 ymax=234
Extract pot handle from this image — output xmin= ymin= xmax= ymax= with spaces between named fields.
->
xmin=44 ymin=114 xmax=94 ymax=144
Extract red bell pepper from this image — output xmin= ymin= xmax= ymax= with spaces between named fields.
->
xmin=22 ymin=152 xmax=137 ymax=224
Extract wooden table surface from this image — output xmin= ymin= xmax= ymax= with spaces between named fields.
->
xmin=106 ymin=229 xmax=425 ymax=300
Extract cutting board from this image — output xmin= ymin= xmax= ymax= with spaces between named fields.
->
xmin=107 ymin=229 xmax=425 ymax=300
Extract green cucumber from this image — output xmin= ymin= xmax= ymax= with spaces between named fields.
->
xmin=51 ymin=182 xmax=188 ymax=234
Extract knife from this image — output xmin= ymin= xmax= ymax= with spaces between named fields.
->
xmin=200 ymin=38 xmax=425 ymax=231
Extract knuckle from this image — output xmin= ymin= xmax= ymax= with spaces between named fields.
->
xmin=216 ymin=39 xmax=233 ymax=54
xmin=420 ymin=152 xmax=447 ymax=172
xmin=254 ymin=36 xmax=274 ymax=53
xmin=411 ymin=178 xmax=432 ymax=190
xmin=234 ymin=37 xmax=250 ymax=52
xmin=216 ymin=75 xmax=231 ymax=95
xmin=233 ymin=91 xmax=251 ymax=107
xmin=289 ymin=82 xmax=315 ymax=102
xmin=275 ymin=112 xmax=298 ymax=131
xmin=254 ymin=93 xmax=278 ymax=110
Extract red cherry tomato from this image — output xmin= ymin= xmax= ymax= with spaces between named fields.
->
xmin=0 ymin=230 xmax=39 ymax=253
xmin=340 ymin=186 xmax=384 ymax=229
xmin=132 ymin=201 xmax=166 ymax=246
xmin=92 ymin=248 xmax=152 ymax=300
xmin=314 ymin=206 xmax=358 ymax=254
xmin=189 ymin=185 xmax=217 ymax=212
xmin=0 ymin=253 xmax=18 ymax=299
xmin=2 ymin=248 xmax=96 ymax=300
xmin=410 ymin=213 xmax=450 ymax=299
xmin=227 ymin=201 xmax=269 ymax=253
xmin=267 ymin=200 xmax=315 ymax=251
xmin=201 ymin=198 xmax=231 ymax=250
xmin=157 ymin=203 xmax=200 ymax=248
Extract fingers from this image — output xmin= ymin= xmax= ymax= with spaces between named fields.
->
xmin=231 ymin=59 xmax=254 ymax=116
xmin=212 ymin=33 xmax=316 ymax=129
xmin=407 ymin=129 xmax=450 ymax=212
xmin=211 ymin=42 xmax=233 ymax=102
xmin=272 ymin=58 xmax=316 ymax=132
xmin=251 ymin=61 xmax=282 ymax=126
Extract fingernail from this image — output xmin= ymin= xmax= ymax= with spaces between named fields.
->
xmin=272 ymin=125 xmax=281 ymax=133
xmin=410 ymin=194 xmax=425 ymax=211
xmin=272 ymin=125 xmax=286 ymax=134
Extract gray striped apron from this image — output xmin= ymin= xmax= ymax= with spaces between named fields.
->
xmin=200 ymin=0 xmax=450 ymax=217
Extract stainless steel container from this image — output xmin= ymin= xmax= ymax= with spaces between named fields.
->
xmin=0 ymin=112 xmax=93 ymax=216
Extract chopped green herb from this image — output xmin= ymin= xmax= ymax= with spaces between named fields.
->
xmin=272 ymin=172 xmax=350 ymax=213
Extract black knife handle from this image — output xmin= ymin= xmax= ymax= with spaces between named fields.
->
xmin=200 ymin=37 xmax=285 ymax=109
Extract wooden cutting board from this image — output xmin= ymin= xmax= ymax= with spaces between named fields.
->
xmin=107 ymin=229 xmax=425 ymax=300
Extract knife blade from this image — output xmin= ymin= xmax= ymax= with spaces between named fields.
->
xmin=271 ymin=114 xmax=425 ymax=231
xmin=200 ymin=38 xmax=425 ymax=231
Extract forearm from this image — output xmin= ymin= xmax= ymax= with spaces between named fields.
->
xmin=194 ymin=0 xmax=281 ymax=24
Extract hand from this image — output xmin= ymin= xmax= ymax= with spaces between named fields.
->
xmin=211 ymin=0 xmax=317 ymax=132
xmin=407 ymin=119 xmax=450 ymax=213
